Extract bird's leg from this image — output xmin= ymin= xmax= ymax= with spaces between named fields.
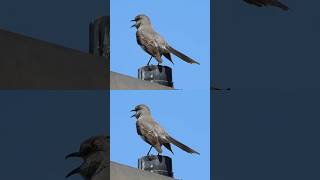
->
xmin=147 ymin=146 xmax=153 ymax=156
xmin=147 ymin=56 xmax=152 ymax=66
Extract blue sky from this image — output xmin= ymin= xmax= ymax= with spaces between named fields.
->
xmin=110 ymin=0 xmax=210 ymax=90
xmin=110 ymin=90 xmax=210 ymax=180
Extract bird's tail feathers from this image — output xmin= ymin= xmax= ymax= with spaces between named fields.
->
xmin=168 ymin=136 xmax=200 ymax=155
xmin=167 ymin=45 xmax=200 ymax=65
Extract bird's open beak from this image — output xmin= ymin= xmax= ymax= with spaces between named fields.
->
xmin=130 ymin=20 xmax=136 ymax=28
xmin=130 ymin=109 xmax=136 ymax=118
xmin=65 ymin=152 xmax=81 ymax=159
xmin=66 ymin=166 xmax=81 ymax=178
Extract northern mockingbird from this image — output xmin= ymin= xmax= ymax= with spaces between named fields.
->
xmin=243 ymin=0 xmax=289 ymax=10
xmin=131 ymin=104 xmax=200 ymax=155
xmin=65 ymin=135 xmax=109 ymax=180
xmin=131 ymin=14 xmax=200 ymax=66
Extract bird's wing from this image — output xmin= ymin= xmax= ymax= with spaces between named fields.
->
xmin=151 ymin=119 xmax=199 ymax=155
xmin=136 ymin=120 xmax=162 ymax=153
xmin=154 ymin=32 xmax=174 ymax=64
xmin=136 ymin=31 xmax=162 ymax=63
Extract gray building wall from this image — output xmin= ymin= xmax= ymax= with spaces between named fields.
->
xmin=110 ymin=71 xmax=173 ymax=90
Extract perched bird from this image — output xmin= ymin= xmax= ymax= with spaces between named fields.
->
xmin=243 ymin=0 xmax=289 ymax=10
xmin=131 ymin=104 xmax=200 ymax=155
xmin=131 ymin=14 xmax=200 ymax=66
xmin=65 ymin=135 xmax=109 ymax=180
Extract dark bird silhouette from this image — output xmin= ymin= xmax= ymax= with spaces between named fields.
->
xmin=131 ymin=104 xmax=200 ymax=155
xmin=131 ymin=14 xmax=200 ymax=65
xmin=65 ymin=135 xmax=109 ymax=180
xmin=243 ymin=0 xmax=289 ymax=10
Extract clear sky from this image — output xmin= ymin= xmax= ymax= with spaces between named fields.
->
xmin=111 ymin=90 xmax=210 ymax=180
xmin=110 ymin=0 xmax=210 ymax=90
xmin=0 ymin=91 xmax=107 ymax=180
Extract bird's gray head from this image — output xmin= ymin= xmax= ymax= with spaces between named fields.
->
xmin=131 ymin=14 xmax=151 ymax=28
xmin=130 ymin=104 xmax=151 ymax=118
